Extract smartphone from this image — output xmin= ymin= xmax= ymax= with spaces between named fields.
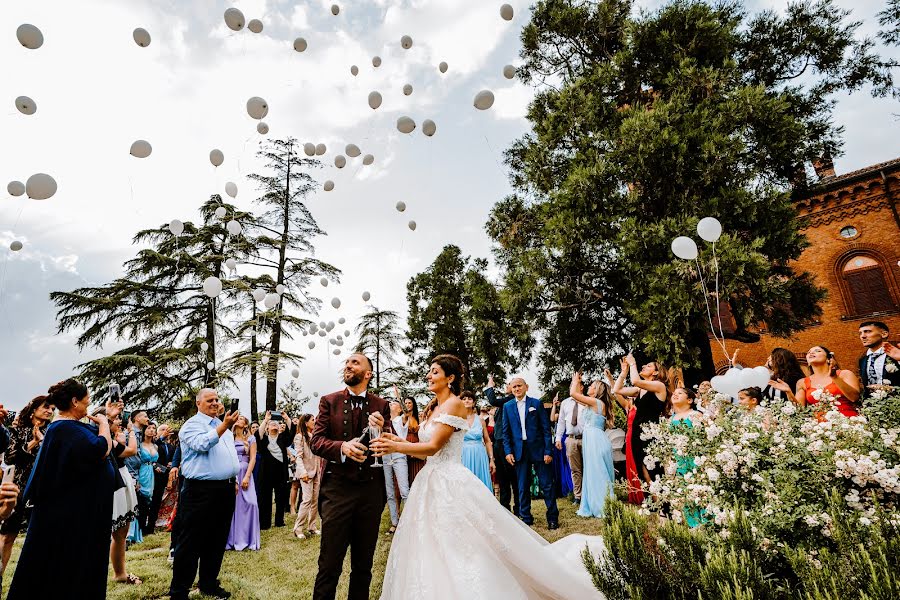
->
xmin=109 ymin=382 xmax=122 ymax=404
xmin=229 ymin=399 xmax=240 ymax=414
xmin=2 ymin=465 xmax=15 ymax=484
xmin=271 ymin=410 xmax=283 ymax=421
xmin=122 ymin=410 xmax=132 ymax=423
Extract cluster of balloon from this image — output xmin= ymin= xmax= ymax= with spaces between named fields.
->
xmin=225 ymin=182 xmax=238 ymax=198
xmin=362 ymin=291 xmax=371 ymax=302
xmin=203 ymin=276 xmax=223 ymax=298
xmin=210 ymin=149 xmax=224 ymax=167
xmin=294 ymin=38 xmax=307 ymax=52
xmin=130 ymin=140 xmax=152 ymax=158
xmin=16 ymin=24 xmax=43 ymax=49
xmin=133 ymin=28 xmax=151 ymax=47
xmin=711 ymin=366 xmax=771 ymax=400
xmin=671 ymin=217 xmax=723 ymax=260
xmin=474 ymin=90 xmax=495 ymax=110
xmin=15 ymin=96 xmax=36 ymax=115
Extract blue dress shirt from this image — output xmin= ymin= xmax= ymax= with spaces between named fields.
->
xmin=178 ymin=412 xmax=239 ymax=481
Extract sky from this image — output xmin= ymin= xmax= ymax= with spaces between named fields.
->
xmin=1 ymin=0 xmax=898 ymax=413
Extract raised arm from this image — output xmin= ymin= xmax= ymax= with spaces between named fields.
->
xmin=569 ymin=372 xmax=599 ymax=410
xmin=371 ymin=399 xmax=467 ymax=459
xmin=627 ymin=354 xmax=666 ymax=401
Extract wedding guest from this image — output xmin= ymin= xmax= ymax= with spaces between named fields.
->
xmin=250 ymin=421 xmax=260 ymax=437
xmin=403 ymin=397 xmax=425 ymax=485
xmin=460 ymin=391 xmax=494 ymax=492
xmin=668 ymin=387 xmax=705 ymax=527
xmin=124 ymin=410 xmax=150 ymax=537
xmin=156 ymin=427 xmax=180 ymax=528
xmin=292 ymin=414 xmax=321 ymax=539
xmin=0 ymin=481 xmax=19 ymax=590
xmin=227 ymin=415 xmax=260 ymax=551
xmin=737 ymin=387 xmax=763 ymax=411
xmin=0 ymin=395 xmax=54 ymax=578
xmin=107 ymin=408 xmax=141 ymax=585
xmin=697 ymin=381 xmax=713 ymax=396
xmin=612 ymin=355 xmax=671 ymax=503
xmin=383 ymin=399 xmax=410 ymax=535
xmin=796 ymin=346 xmax=861 ymax=416
xmin=484 ymin=375 xmax=519 ymax=515
xmin=128 ymin=422 xmax=159 ymax=544
xmin=569 ymin=373 xmax=615 ymax=518
xmin=255 ymin=410 xmax=294 ymax=529
xmin=762 ymin=348 xmax=805 ymax=403
xmin=7 ymin=379 xmax=115 ymax=600
xmin=858 ymin=321 xmax=900 ymax=398
xmin=168 ymin=388 xmax=240 ymax=600
xmin=554 ymin=390 xmax=585 ymax=505
xmin=148 ymin=423 xmax=176 ymax=533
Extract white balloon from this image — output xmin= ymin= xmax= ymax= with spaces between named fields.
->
xmin=315 ymin=143 xmax=326 ymax=156
xmin=739 ymin=368 xmax=760 ymax=391
xmin=319 ymin=321 xmax=327 ymax=328
xmin=327 ymin=321 xmax=335 ymax=331
xmin=368 ymin=91 xmax=383 ymax=110
xmin=207 ymin=362 xmax=215 ymax=370
xmin=318 ymin=330 xmax=326 ymax=337
xmin=331 ymin=4 xmax=340 ymax=16
xmin=224 ymin=8 xmax=245 ymax=31
xmin=362 ymin=154 xmax=374 ymax=166
xmin=252 ymin=288 xmax=266 ymax=302
xmin=257 ymin=122 xmax=269 ymax=135
xmin=324 ymin=180 xmax=335 ymax=192
xmin=500 ymin=4 xmax=514 ymax=20
xmin=397 ymin=116 xmax=416 ymax=134
xmin=25 ymin=173 xmax=56 ymax=200
xmin=276 ymin=284 xmax=285 ymax=294
xmin=130 ymin=140 xmax=152 ymax=158
xmin=225 ymin=182 xmax=238 ymax=198
xmin=395 ymin=201 xmax=406 ymax=212
xmin=226 ymin=220 xmax=242 ymax=236
xmin=291 ymin=368 xmax=300 ymax=378
xmin=345 ymin=144 xmax=361 ymax=158
xmin=474 ymin=90 xmax=495 ymax=110
xmin=334 ymin=155 xmax=347 ymax=169
xmin=372 ymin=56 xmax=382 ymax=68
xmin=503 ymin=64 xmax=516 ymax=79
xmin=210 ymin=149 xmax=224 ymax=167
xmin=133 ymin=27 xmax=151 ymax=47
xmin=9 ymin=241 xmax=23 ymax=252
xmin=331 ymin=297 xmax=342 ymax=309
xmin=294 ymin=37 xmax=308 ymax=52
xmin=246 ymin=96 xmax=269 ymax=120
xmin=201 ymin=342 xmax=209 ymax=352
xmin=403 ymin=84 xmax=413 ymax=96
xmin=314 ymin=392 xmax=319 ymax=397
xmin=16 ymin=24 xmax=43 ymax=49
xmin=710 ymin=375 xmax=726 ymax=394
xmin=344 ymin=330 xmax=350 ymax=337
xmin=203 ymin=276 xmax=223 ymax=298
xmin=401 ymin=35 xmax=413 ymax=49
xmin=671 ymin=236 xmax=699 ymax=260
xmin=15 ymin=96 xmax=36 ymax=115
xmin=247 ymin=19 xmax=263 ymax=34
xmin=303 ymin=143 xmax=316 ymax=156
xmin=320 ymin=278 xmax=329 ymax=287
xmin=439 ymin=61 xmax=448 ymax=73
xmin=333 ymin=349 xmax=341 ymax=355
xmin=214 ymin=206 xmax=227 ymax=219
xmin=697 ymin=217 xmax=723 ymax=243
xmin=350 ymin=65 xmax=359 ymax=76
xmin=7 ymin=181 xmax=25 ymax=196
xmin=362 ymin=291 xmax=371 ymax=301
xmin=422 ymin=120 xmax=436 ymax=137
xmin=752 ymin=366 xmax=773 ymax=389
xmin=264 ymin=293 xmax=279 ymax=309
xmin=225 ymin=258 xmax=237 ymax=271
xmin=169 ymin=219 xmax=184 ymax=236
xmin=308 ymin=341 xmax=316 ymax=350
xmin=408 ymin=220 xmax=417 ymax=231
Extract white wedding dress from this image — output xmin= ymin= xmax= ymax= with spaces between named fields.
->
xmin=380 ymin=414 xmax=606 ymax=599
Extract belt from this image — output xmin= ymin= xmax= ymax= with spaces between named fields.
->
xmin=185 ymin=477 xmax=236 ymax=485
xmin=569 ymin=435 xmax=583 ymax=440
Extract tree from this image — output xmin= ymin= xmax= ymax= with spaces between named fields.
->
xmin=278 ymin=380 xmax=313 ymax=417
xmin=406 ymin=245 xmax=518 ymax=389
xmin=245 ymin=138 xmax=340 ymax=411
xmin=488 ymin=0 xmax=894 ymax=385
xmin=51 ymin=196 xmax=256 ymax=413
xmin=354 ymin=306 xmax=404 ymax=392
xmin=879 ymin=0 xmax=900 ymax=47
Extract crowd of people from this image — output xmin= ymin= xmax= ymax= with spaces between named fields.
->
xmin=0 ymin=320 xmax=896 ymax=598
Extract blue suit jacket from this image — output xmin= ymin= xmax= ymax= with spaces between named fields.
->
xmin=501 ymin=396 xmax=552 ymax=463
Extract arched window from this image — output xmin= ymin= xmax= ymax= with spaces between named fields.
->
xmin=842 ymin=255 xmax=895 ymax=315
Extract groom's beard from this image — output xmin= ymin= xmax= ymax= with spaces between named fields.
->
xmin=344 ymin=371 xmax=365 ymax=387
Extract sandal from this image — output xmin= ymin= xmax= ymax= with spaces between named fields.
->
xmin=387 ymin=526 xmax=397 ymax=535
xmin=116 ymin=574 xmax=143 ymax=585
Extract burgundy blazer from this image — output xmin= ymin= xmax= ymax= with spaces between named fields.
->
xmin=310 ymin=389 xmax=391 ymax=482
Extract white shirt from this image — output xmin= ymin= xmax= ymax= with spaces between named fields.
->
xmin=516 ymin=398 xmax=527 ymax=441
xmin=267 ymin=434 xmax=283 ymax=462
xmin=555 ymin=397 xmax=584 ymax=442
xmin=392 ymin=415 xmax=408 ymax=440
xmin=867 ymin=347 xmax=887 ymax=382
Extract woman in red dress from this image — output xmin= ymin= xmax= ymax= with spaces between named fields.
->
xmin=795 ymin=345 xmax=861 ymax=417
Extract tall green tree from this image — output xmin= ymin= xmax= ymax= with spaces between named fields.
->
xmin=245 ymin=138 xmax=340 ymax=411
xmin=406 ymin=245 xmax=517 ymax=388
xmin=488 ymin=0 xmax=895 ymax=385
xmin=354 ymin=306 xmax=404 ymax=392
xmin=51 ymin=196 xmax=255 ymax=412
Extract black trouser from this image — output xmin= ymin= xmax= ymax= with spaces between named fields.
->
xmin=313 ymin=471 xmax=386 ymax=600
xmin=146 ymin=471 xmax=168 ymax=535
xmin=169 ymin=478 xmax=236 ymax=600
xmin=258 ymin=470 xmax=288 ymax=529
xmin=169 ymin=474 xmax=185 ymax=551
xmin=494 ymin=441 xmax=519 ymax=516
xmin=135 ymin=492 xmax=151 ymax=535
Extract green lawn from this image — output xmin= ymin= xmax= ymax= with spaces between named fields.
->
xmin=3 ymin=497 xmax=602 ymax=599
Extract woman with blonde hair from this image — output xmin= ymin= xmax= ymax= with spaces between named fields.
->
xmin=568 ymin=373 xmax=615 ymax=518
xmin=292 ymin=414 xmax=321 ymax=539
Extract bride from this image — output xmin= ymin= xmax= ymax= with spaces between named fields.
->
xmin=371 ymin=354 xmax=605 ymax=599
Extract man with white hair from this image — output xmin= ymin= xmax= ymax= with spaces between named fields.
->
xmin=169 ymin=389 xmax=240 ymax=600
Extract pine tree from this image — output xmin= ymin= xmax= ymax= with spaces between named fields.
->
xmin=354 ymin=306 xmax=404 ymax=392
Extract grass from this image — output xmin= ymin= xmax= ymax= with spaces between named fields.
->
xmin=3 ymin=496 xmax=603 ymax=599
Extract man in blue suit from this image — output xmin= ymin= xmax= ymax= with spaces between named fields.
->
xmin=501 ymin=378 xmax=559 ymax=529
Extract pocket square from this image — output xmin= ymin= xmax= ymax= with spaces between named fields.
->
xmin=528 ymin=406 xmax=536 ymax=412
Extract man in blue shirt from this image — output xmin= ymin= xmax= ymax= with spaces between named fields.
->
xmin=169 ymin=388 xmax=239 ymax=600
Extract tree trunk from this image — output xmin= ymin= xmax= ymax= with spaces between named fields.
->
xmin=375 ymin=313 xmax=381 ymax=389
xmin=265 ymin=143 xmax=292 ymax=411
xmin=250 ymin=302 xmax=259 ymax=422
xmin=205 ymin=297 xmax=216 ymax=385
xmin=683 ymin=320 xmax=716 ymax=387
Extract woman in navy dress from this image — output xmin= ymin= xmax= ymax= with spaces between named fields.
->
xmin=7 ymin=379 xmax=116 ymax=600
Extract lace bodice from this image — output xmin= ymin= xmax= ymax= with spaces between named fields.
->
xmin=419 ymin=414 xmax=469 ymax=467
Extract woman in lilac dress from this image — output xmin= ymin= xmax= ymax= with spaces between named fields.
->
xmin=226 ymin=416 xmax=260 ymax=551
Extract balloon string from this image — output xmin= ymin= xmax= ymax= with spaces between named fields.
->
xmin=694 ymin=257 xmax=728 ymax=359
xmin=711 ymin=241 xmax=727 ymax=353
xmin=482 ymin=135 xmax=506 ymax=182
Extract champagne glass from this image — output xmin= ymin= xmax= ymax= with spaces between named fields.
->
xmin=368 ymin=412 xmax=383 ymax=467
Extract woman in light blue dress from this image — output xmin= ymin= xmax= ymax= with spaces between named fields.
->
xmin=569 ymin=372 xmax=615 ymax=518
xmin=460 ymin=391 xmax=495 ymax=491
xmin=127 ymin=426 xmax=158 ymax=544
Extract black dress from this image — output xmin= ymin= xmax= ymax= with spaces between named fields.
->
xmin=628 ymin=391 xmax=666 ymax=480
xmin=8 ymin=420 xmax=115 ymax=600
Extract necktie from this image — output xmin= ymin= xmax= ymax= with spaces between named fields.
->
xmin=570 ymin=401 xmax=579 ymax=427
xmin=351 ymin=398 xmax=364 ymax=436
xmin=869 ymin=351 xmax=883 ymax=385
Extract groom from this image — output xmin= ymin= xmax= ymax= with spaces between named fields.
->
xmin=501 ymin=377 xmax=559 ymax=529
xmin=310 ymin=353 xmax=391 ymax=600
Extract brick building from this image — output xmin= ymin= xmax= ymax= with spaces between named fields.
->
xmin=711 ymin=156 xmax=900 ymax=373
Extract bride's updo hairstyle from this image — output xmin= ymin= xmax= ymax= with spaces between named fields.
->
xmin=47 ymin=378 xmax=88 ymax=411
xmin=431 ymin=354 xmax=466 ymax=395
